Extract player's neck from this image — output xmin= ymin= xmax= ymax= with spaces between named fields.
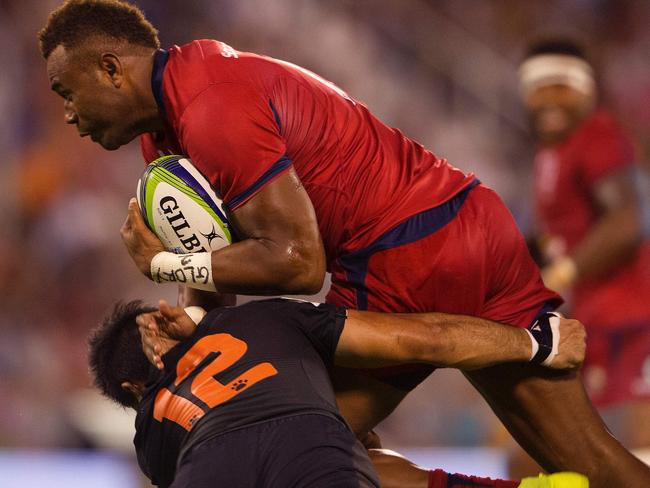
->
xmin=130 ymin=50 xmax=165 ymax=134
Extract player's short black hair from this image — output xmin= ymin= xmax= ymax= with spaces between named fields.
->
xmin=39 ymin=0 xmax=160 ymax=59
xmin=88 ymin=300 xmax=157 ymax=408
xmin=525 ymin=38 xmax=587 ymax=60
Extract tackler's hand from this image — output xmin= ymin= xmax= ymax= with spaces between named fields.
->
xmin=121 ymin=198 xmax=165 ymax=279
xmin=551 ymin=317 xmax=586 ymax=370
xmin=136 ymin=300 xmax=199 ymax=369
xmin=137 ymin=310 xmax=169 ymax=370
xmin=527 ymin=313 xmax=586 ymax=370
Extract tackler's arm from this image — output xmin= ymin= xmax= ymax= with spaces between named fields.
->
xmin=335 ymin=310 xmax=585 ymax=371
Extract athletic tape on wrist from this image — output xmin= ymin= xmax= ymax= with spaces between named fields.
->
xmin=183 ymin=306 xmax=207 ymax=325
xmin=527 ymin=312 xmax=561 ymax=366
xmin=524 ymin=329 xmax=539 ymax=361
xmin=150 ymin=251 xmax=216 ymax=291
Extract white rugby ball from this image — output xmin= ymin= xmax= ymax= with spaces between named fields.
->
xmin=136 ymin=155 xmax=232 ymax=254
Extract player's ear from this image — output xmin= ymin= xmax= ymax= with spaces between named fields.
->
xmin=100 ymin=52 xmax=124 ymax=88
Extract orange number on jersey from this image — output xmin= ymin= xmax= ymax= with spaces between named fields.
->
xmin=153 ymin=388 xmax=205 ymax=431
xmin=153 ymin=333 xmax=278 ymax=430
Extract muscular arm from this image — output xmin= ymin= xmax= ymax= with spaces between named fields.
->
xmin=543 ymin=169 xmax=643 ymax=290
xmin=138 ymin=304 xmax=584 ymax=372
xmin=211 ymin=169 xmax=326 ymax=295
xmin=335 ymin=311 xmax=584 ymax=370
xmin=570 ymin=169 xmax=642 ymax=280
xmin=123 ymin=168 xmax=327 ymax=296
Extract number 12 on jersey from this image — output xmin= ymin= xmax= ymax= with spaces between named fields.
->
xmin=153 ymin=333 xmax=278 ymax=431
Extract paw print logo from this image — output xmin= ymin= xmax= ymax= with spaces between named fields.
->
xmin=231 ymin=379 xmax=248 ymax=391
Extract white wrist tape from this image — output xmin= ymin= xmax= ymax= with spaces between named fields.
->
xmin=183 ymin=306 xmax=207 ymax=325
xmin=524 ymin=329 xmax=540 ymax=361
xmin=150 ymin=252 xmax=216 ymax=291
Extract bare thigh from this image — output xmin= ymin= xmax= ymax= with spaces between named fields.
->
xmin=330 ymin=367 xmax=410 ymax=436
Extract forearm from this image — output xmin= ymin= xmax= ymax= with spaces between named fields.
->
xmin=570 ymin=204 xmax=641 ymax=281
xmin=336 ymin=311 xmax=531 ymax=370
xmin=210 ymin=169 xmax=326 ymax=296
xmin=124 ymin=169 xmax=327 ymax=296
xmin=208 ymin=236 xmax=325 ymax=295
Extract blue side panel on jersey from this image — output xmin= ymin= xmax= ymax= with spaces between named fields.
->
xmin=152 ymin=49 xmax=170 ymax=112
xmin=224 ymin=155 xmax=293 ymax=210
xmin=532 ymin=302 xmax=560 ymax=324
xmin=338 ymin=179 xmax=480 ymax=310
xmin=158 ymin=157 xmax=229 ymax=223
xmin=269 ymin=99 xmax=282 ymax=132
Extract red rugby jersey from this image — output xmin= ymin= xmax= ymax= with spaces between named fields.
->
xmin=533 ymin=110 xmax=650 ymax=329
xmin=141 ymin=40 xmax=475 ymax=266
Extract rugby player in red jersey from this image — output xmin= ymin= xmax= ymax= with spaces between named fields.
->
xmin=91 ymin=297 xmax=585 ymax=487
xmin=516 ymin=39 xmax=650 ymax=470
xmin=39 ymin=1 xmax=650 ymax=485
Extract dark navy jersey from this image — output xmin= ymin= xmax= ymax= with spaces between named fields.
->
xmin=133 ymin=299 xmax=347 ymax=487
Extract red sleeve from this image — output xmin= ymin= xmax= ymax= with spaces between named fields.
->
xmin=178 ymin=83 xmax=291 ymax=210
xmin=579 ymin=118 xmax=635 ymax=187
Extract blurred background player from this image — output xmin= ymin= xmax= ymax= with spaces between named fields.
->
xmin=93 ymin=297 xmax=587 ymax=487
xmin=89 ymin=299 xmax=380 ymax=488
xmin=515 ymin=38 xmax=650 ymax=473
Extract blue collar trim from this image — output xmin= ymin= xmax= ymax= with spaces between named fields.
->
xmin=151 ymin=49 xmax=169 ymax=112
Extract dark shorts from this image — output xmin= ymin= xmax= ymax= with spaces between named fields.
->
xmin=170 ymin=414 xmax=379 ymax=488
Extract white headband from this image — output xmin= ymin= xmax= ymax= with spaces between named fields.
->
xmin=519 ymin=54 xmax=595 ymax=97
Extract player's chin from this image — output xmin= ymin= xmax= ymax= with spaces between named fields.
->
xmin=97 ymin=130 xmax=134 ymax=151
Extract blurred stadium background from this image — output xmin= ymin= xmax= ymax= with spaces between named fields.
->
xmin=1 ymin=0 xmax=649 ymax=486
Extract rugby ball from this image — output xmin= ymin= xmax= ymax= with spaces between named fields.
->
xmin=136 ymin=155 xmax=232 ymax=254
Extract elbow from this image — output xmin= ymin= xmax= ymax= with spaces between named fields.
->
xmin=399 ymin=322 xmax=446 ymax=365
xmin=620 ymin=205 xmax=644 ymax=249
xmin=286 ymin=265 xmax=325 ymax=295
xmin=280 ymin=241 xmax=326 ymax=294
xmin=419 ymin=324 xmax=447 ymax=365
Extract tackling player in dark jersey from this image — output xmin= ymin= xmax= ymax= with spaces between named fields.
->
xmin=90 ymin=298 xmax=586 ymax=487
xmin=92 ymin=299 xmax=379 ymax=487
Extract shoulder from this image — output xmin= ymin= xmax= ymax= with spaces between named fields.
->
xmin=163 ymin=40 xmax=282 ymax=115
xmin=570 ymin=109 xmax=634 ymax=160
xmin=572 ymin=109 xmax=635 ymax=181
xmin=204 ymin=299 xmax=293 ymax=326
xmin=214 ymin=299 xmax=330 ymax=326
xmin=225 ymin=298 xmax=318 ymax=315
xmin=578 ymin=109 xmax=628 ymax=141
